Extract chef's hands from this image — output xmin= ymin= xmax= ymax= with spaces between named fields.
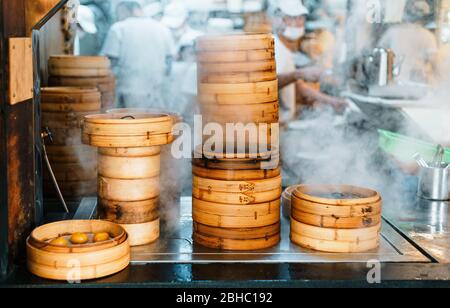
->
xmin=297 ymin=81 xmax=347 ymax=114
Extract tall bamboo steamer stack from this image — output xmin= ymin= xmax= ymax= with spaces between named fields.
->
xmin=41 ymin=87 xmax=101 ymax=198
xmin=290 ymin=185 xmax=383 ymax=253
xmin=82 ymin=112 xmax=174 ymax=246
xmin=48 ymin=55 xmax=116 ymax=111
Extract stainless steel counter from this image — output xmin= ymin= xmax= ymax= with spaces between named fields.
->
xmin=131 ymin=197 xmax=429 ymax=264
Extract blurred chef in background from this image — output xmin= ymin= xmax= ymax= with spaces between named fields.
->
xmin=378 ymin=0 xmax=438 ymax=83
xmin=272 ymin=0 xmax=346 ymax=123
xmin=75 ymin=5 xmax=98 ymax=55
xmin=101 ymin=1 xmax=175 ymax=109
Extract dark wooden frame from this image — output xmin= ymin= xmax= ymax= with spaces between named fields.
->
xmin=0 ymin=0 xmax=68 ymax=278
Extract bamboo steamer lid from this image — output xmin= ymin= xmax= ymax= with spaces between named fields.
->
xmin=98 ymin=147 xmax=160 ymax=179
xmin=120 ymin=219 xmax=160 ymax=246
xmin=198 ymin=80 xmax=277 ymax=95
xmin=291 ymin=207 xmax=382 ymax=229
xmin=193 ymin=222 xmax=280 ymax=240
xmin=292 ymin=196 xmax=382 ymax=218
xmin=193 ymin=232 xmax=279 ymax=251
xmin=49 ymin=55 xmax=111 ymax=69
xmin=43 ymin=179 xmax=97 ymax=197
xmin=196 ymin=33 xmax=275 ymax=52
xmin=197 ymin=49 xmax=275 ymax=63
xmin=290 ymin=219 xmax=381 ymax=242
xmin=99 ymin=197 xmax=159 ymax=225
xmin=98 ymin=176 xmax=160 ymax=202
xmin=45 ymin=145 xmax=97 ymax=163
xmin=193 ymin=199 xmax=280 ymax=228
xmin=293 ymin=185 xmax=381 ymax=206
xmin=193 ymin=186 xmax=282 ymax=205
xmin=290 ymin=233 xmax=380 ymax=253
xmin=199 ymin=70 xmax=277 ymax=84
xmin=193 ymin=175 xmax=281 ymax=194
xmin=106 ymin=108 xmax=183 ymax=124
xmin=198 ymin=60 xmax=276 ymax=74
xmin=43 ymin=161 xmax=97 ymax=182
xmin=83 ymin=113 xmax=174 ymax=148
xmin=193 ymin=198 xmax=280 ymax=217
xmin=28 ymin=220 xmax=126 ymax=253
xmin=192 ymin=165 xmax=281 ymax=181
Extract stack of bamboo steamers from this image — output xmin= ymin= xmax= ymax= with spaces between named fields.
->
xmin=193 ymin=33 xmax=282 ymax=251
xmin=42 ymin=87 xmax=101 ymax=197
xmin=82 ymin=113 xmax=174 ymax=247
xmin=290 ymin=185 xmax=382 ymax=253
xmin=48 ymin=56 xmax=116 ymax=111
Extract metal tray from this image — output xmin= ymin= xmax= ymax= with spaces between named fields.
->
xmin=131 ymin=197 xmax=430 ymax=264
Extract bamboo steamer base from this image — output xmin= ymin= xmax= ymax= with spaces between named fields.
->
xmin=192 ymin=165 xmax=280 ymax=181
xmin=194 ymin=222 xmax=280 ymax=240
xmin=99 ymin=197 xmax=160 ymax=225
xmin=197 ymin=49 xmax=275 ymax=63
xmin=290 ymin=219 xmax=381 ymax=242
xmin=291 ymin=208 xmax=382 ymax=229
xmin=193 ymin=186 xmax=282 ymax=205
xmin=98 ymin=176 xmax=160 ymax=202
xmin=194 ymin=232 xmax=279 ymax=251
xmin=121 ymin=219 xmax=160 ymax=246
xmin=290 ymin=232 xmax=380 ymax=253
xmin=193 ymin=175 xmax=281 ymax=193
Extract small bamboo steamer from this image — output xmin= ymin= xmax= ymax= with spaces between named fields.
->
xmin=49 ymin=55 xmax=111 ymax=69
xmin=290 ymin=219 xmax=381 ymax=242
xmin=198 ymin=60 xmax=276 ymax=75
xmin=198 ymin=80 xmax=278 ymax=96
xmin=193 ymin=222 xmax=280 ymax=240
xmin=98 ymin=147 xmax=161 ymax=179
xmin=99 ymin=198 xmax=159 ymax=224
xmin=193 ymin=198 xmax=280 ymax=217
xmin=292 ymin=196 xmax=382 ymax=218
xmin=46 ymin=144 xmax=97 ymax=163
xmin=199 ymin=70 xmax=277 ymax=84
xmin=193 ymin=186 xmax=282 ymax=205
xmin=197 ymin=49 xmax=275 ymax=63
xmin=193 ymin=232 xmax=279 ymax=251
xmin=293 ymin=185 xmax=381 ymax=206
xmin=193 ymin=202 xmax=280 ymax=228
xmin=98 ymin=176 xmax=160 ymax=202
xmin=193 ymin=175 xmax=281 ymax=193
xmin=83 ymin=113 xmax=173 ymax=136
xmin=291 ymin=207 xmax=382 ymax=229
xmin=43 ymin=161 xmax=97 ymax=182
xmin=192 ymin=165 xmax=281 ymax=181
xmin=196 ymin=33 xmax=274 ymax=52
xmin=120 ymin=219 xmax=160 ymax=246
xmin=290 ymin=233 xmax=380 ymax=253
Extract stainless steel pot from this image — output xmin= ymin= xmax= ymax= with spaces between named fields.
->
xmin=417 ymin=163 xmax=450 ymax=201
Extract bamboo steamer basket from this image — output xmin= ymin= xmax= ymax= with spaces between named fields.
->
xmin=198 ymin=80 xmax=277 ymax=96
xmin=193 ymin=186 xmax=282 ymax=205
xmin=292 ymin=196 xmax=382 ymax=218
xmin=27 ymin=220 xmax=130 ymax=280
xmin=193 ymin=175 xmax=281 ymax=194
xmin=99 ymin=197 xmax=159 ymax=224
xmin=199 ymin=70 xmax=277 ymax=84
xmin=49 ymin=55 xmax=111 ymax=70
xmin=48 ymin=74 xmax=116 ymax=92
xmin=41 ymin=87 xmax=102 ymax=104
xmin=193 ymin=199 xmax=280 ymax=228
xmin=290 ymin=233 xmax=380 ymax=253
xmin=290 ymin=219 xmax=381 ymax=242
xmin=197 ymin=49 xmax=274 ymax=63
xmin=43 ymin=179 xmax=97 ymax=197
xmin=49 ymin=67 xmax=111 ymax=78
xmin=198 ymin=60 xmax=276 ymax=75
xmin=196 ymin=33 xmax=275 ymax=52
xmin=199 ymin=91 xmax=278 ymax=105
xmin=193 ymin=222 xmax=280 ymax=240
xmin=200 ymin=102 xmax=279 ymax=122
xmin=98 ymin=176 xmax=160 ymax=202
xmin=42 ymin=102 xmax=101 ymax=113
xmin=83 ymin=113 xmax=174 ymax=148
xmin=291 ymin=207 xmax=382 ymax=229
xmin=193 ymin=232 xmax=279 ymax=251
xmin=193 ymin=198 xmax=280 ymax=217
xmin=120 ymin=219 xmax=160 ymax=246
xmin=45 ymin=144 xmax=97 ymax=163
xmin=192 ymin=165 xmax=280 ymax=181
xmin=98 ymin=147 xmax=161 ymax=179
xmin=43 ymin=161 xmax=97 ymax=182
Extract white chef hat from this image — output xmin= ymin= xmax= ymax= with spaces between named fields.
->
xmin=162 ymin=1 xmax=188 ymax=29
xmin=144 ymin=2 xmax=163 ymax=18
xmin=277 ymin=0 xmax=309 ymax=17
xmin=77 ymin=5 xmax=97 ymax=34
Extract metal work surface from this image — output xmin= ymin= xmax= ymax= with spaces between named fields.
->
xmin=384 ymin=197 xmax=450 ymax=264
xmin=131 ymin=197 xmax=429 ymax=264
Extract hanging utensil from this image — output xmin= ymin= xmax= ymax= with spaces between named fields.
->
xmin=432 ymin=145 xmax=445 ymax=168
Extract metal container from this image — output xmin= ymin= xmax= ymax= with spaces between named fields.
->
xmin=417 ymin=163 xmax=450 ymax=201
